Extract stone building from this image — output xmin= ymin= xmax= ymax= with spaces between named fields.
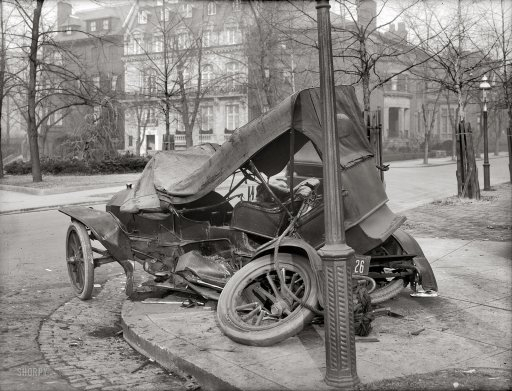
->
xmin=121 ymin=0 xmax=249 ymax=153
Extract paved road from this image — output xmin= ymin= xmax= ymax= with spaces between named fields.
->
xmin=0 ymin=209 xmax=188 ymax=390
xmin=385 ymin=155 xmax=510 ymax=212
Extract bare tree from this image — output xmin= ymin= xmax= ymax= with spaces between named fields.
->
xmin=125 ymin=1 xmax=232 ymax=149
xmin=4 ymin=0 xmax=115 ymax=181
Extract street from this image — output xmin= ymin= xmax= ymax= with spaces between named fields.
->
xmin=0 ymin=210 xmax=188 ymax=390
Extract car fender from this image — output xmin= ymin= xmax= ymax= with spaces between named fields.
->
xmin=392 ymin=228 xmax=438 ymax=292
xmin=59 ymin=206 xmax=135 ymax=295
xmin=252 ymin=237 xmax=325 ymax=307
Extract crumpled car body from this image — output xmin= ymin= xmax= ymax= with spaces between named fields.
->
xmin=59 ymin=85 xmax=437 ymax=301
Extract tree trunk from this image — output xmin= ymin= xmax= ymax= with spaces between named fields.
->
xmin=27 ymin=0 xmax=44 ymax=182
xmin=424 ymin=132 xmax=429 ymax=164
xmin=494 ymin=110 xmax=501 ymax=156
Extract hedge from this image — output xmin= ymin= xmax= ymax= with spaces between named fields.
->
xmin=5 ymin=155 xmax=151 ymax=175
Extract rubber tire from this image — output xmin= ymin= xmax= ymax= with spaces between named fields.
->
xmin=66 ymin=221 xmax=94 ymax=300
xmin=369 ymin=278 xmax=406 ymax=304
xmin=217 ymin=254 xmax=318 ymax=347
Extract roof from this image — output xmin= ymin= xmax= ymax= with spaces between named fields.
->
xmin=56 ymin=4 xmax=132 ymax=41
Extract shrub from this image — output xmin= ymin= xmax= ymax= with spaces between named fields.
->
xmin=4 ymin=154 xmax=151 ymax=176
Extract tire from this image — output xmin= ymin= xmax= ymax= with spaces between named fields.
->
xmin=217 ymin=254 xmax=318 ymax=347
xmin=66 ymin=221 xmax=94 ymax=300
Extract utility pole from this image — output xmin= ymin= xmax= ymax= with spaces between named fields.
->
xmin=316 ymin=0 xmax=359 ymax=388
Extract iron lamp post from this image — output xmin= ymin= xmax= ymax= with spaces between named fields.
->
xmin=480 ymin=75 xmax=491 ymax=190
xmin=316 ymin=0 xmax=360 ymax=388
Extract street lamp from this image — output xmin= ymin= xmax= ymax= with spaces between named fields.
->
xmin=479 ymin=75 xmax=491 ymax=190
xmin=316 ymin=0 xmax=360 ymax=388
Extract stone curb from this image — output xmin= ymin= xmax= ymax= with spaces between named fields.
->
xmin=0 ymin=182 xmax=128 ymax=195
xmin=389 ymin=154 xmax=508 ymax=169
xmin=121 ymin=301 xmax=257 ymax=391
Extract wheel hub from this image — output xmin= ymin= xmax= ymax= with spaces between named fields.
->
xmin=270 ymin=299 xmax=291 ymax=317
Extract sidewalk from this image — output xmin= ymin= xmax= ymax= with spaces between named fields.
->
xmin=121 ymin=237 xmax=511 ymax=390
xmin=121 ymin=184 xmax=511 ymax=390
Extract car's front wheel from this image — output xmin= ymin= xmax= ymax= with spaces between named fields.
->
xmin=216 ymin=253 xmax=318 ymax=347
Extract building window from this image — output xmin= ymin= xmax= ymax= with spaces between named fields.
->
xmin=203 ymin=31 xmax=211 ymax=47
xmin=89 ymin=21 xmax=97 ymax=32
xmin=138 ymin=11 xmax=148 ymax=24
xmin=225 ymin=62 xmax=238 ymax=89
xmin=93 ymin=75 xmax=100 ymax=88
xmin=102 ymin=19 xmax=109 ymax=30
xmin=226 ymin=28 xmax=237 ymax=45
xmin=146 ymin=134 xmax=155 ymax=150
xmin=160 ymin=8 xmax=169 ymax=21
xmin=141 ymin=69 xmax=157 ymax=95
xmin=177 ymin=33 xmax=189 ymax=49
xmin=225 ymin=104 xmax=239 ymax=130
xmin=207 ymin=2 xmax=216 ymax=15
xmin=201 ymin=106 xmax=214 ymax=131
xmin=133 ymin=33 xmax=143 ymax=54
xmin=391 ymin=76 xmax=398 ymax=91
xmin=154 ymin=35 xmax=163 ymax=52
xmin=181 ymin=4 xmax=192 ymax=18
xmin=65 ymin=26 xmax=72 ymax=35
xmin=128 ymin=135 xmax=133 ymax=147
xmin=202 ymin=64 xmax=213 ymax=84
xmin=53 ymin=111 xmax=63 ymax=126
xmin=144 ymin=107 xmax=157 ymax=126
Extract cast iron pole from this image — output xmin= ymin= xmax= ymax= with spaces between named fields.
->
xmin=483 ymin=100 xmax=490 ymax=190
xmin=316 ymin=1 xmax=360 ymax=388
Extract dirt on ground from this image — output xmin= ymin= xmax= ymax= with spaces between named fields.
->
xmin=402 ymin=183 xmax=511 ymax=242
xmin=0 ymin=173 xmax=140 ymax=190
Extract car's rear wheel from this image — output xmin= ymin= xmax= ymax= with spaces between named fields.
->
xmin=66 ymin=221 xmax=94 ymax=300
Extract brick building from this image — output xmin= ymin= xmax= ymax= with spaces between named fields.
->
xmin=50 ymin=1 xmax=131 ymax=156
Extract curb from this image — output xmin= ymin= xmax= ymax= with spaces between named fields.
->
xmin=389 ymin=154 xmax=508 ymax=169
xmin=0 ymin=199 xmax=110 ymax=215
xmin=0 ymin=182 xmax=129 ymax=196
xmin=120 ymin=300 xmax=244 ymax=391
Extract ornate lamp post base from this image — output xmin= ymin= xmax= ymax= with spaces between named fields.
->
xmin=319 ymin=244 xmax=360 ymax=388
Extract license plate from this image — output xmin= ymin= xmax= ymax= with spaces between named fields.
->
xmin=352 ymin=255 xmax=370 ymax=276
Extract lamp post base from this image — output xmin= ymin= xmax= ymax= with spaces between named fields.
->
xmin=319 ymin=244 xmax=360 ymax=389
xmin=483 ymin=162 xmax=491 ymax=190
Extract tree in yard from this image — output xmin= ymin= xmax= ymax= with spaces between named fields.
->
xmin=4 ymin=0 xmax=114 ymax=181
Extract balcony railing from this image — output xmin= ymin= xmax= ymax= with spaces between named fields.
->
xmin=199 ymin=133 xmax=213 ymax=143
xmin=175 ymin=134 xmax=186 ymax=145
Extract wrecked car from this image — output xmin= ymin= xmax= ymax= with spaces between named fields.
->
xmin=60 ymin=85 xmax=438 ymax=346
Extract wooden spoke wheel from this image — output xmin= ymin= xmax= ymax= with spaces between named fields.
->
xmin=66 ymin=221 xmax=94 ymax=300
xmin=217 ymin=254 xmax=318 ymax=347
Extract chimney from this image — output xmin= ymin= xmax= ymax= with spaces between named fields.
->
xmin=389 ymin=23 xmax=396 ymax=33
xmin=357 ymin=0 xmax=377 ymax=31
xmin=57 ymin=1 xmax=72 ymax=29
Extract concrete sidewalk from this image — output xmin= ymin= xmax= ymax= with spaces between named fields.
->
xmin=121 ymin=238 xmax=511 ymax=390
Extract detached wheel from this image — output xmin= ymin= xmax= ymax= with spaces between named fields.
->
xmin=217 ymin=254 xmax=318 ymax=347
xmin=66 ymin=221 xmax=94 ymax=300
